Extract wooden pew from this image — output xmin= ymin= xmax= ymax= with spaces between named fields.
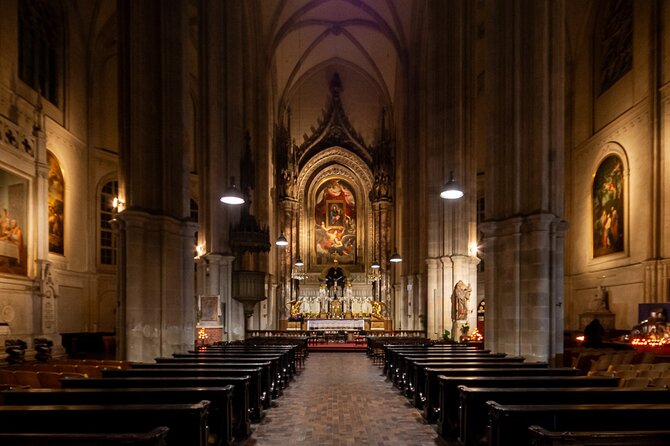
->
xmin=528 ymin=425 xmax=670 ymax=446
xmin=382 ymin=344 xmax=486 ymax=373
xmin=0 ymin=426 xmax=170 ymax=446
xmin=61 ymin=376 xmax=251 ymax=439
xmin=423 ymin=367 xmax=582 ymax=421
xmin=155 ymin=357 xmax=283 ymax=398
xmin=0 ymin=386 xmax=234 ymax=446
xmin=437 ymin=375 xmax=619 ymax=438
xmin=102 ymin=367 xmax=265 ymax=421
xmin=389 ymin=351 xmax=508 ymax=384
xmin=173 ymin=353 xmax=290 ymax=388
xmin=487 ymin=402 xmax=670 ymax=446
xmin=0 ymin=402 xmax=210 ymax=446
xmin=407 ymin=360 xmax=546 ymax=403
xmin=131 ymin=361 xmax=273 ymax=408
xmin=456 ymin=386 xmax=670 ymax=446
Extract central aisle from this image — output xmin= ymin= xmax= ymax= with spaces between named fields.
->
xmin=249 ymin=352 xmax=451 ymax=446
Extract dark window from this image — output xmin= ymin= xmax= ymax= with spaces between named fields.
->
xmin=598 ymin=0 xmax=633 ymax=94
xmin=18 ymin=0 xmax=63 ymax=105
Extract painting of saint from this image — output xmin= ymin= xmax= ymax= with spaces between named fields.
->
xmin=0 ymin=170 xmax=27 ymax=275
xmin=593 ymin=155 xmax=624 ymax=257
xmin=314 ymin=178 xmax=356 ymax=264
xmin=47 ymin=151 xmax=64 ymax=254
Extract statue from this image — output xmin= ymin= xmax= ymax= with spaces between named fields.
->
xmin=591 ymin=285 xmax=609 ymax=311
xmin=289 ymin=299 xmax=302 ymax=317
xmin=371 ymin=300 xmax=386 ymax=320
xmin=453 ymin=280 xmax=472 ymax=321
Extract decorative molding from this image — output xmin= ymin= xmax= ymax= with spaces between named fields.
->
xmin=0 ymin=114 xmax=34 ymax=158
xmin=295 ymin=74 xmax=371 ymax=166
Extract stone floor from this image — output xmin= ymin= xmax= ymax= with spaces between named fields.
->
xmin=247 ymin=352 xmax=454 ymax=446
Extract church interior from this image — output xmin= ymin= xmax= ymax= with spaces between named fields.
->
xmin=1 ymin=0 xmax=670 ymax=443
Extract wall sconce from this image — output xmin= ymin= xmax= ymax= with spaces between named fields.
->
xmin=468 ymin=241 xmax=478 ymax=257
xmin=195 ymin=244 xmax=205 ymax=258
xmin=112 ymin=197 xmax=125 ymax=211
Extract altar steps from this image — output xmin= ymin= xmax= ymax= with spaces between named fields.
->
xmin=308 ymin=342 xmax=367 ymax=352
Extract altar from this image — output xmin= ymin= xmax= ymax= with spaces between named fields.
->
xmin=306 ymin=318 xmax=365 ymax=331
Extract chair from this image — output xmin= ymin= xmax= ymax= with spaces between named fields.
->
xmin=619 ymin=377 xmax=650 ymax=388
xmin=650 ymin=377 xmax=670 ymax=388
xmin=14 ymin=371 xmax=42 ymax=388
xmin=633 ymin=363 xmax=654 ymax=372
xmin=607 ymin=363 xmax=633 ymax=374
xmin=37 ymin=371 xmax=64 ymax=389
xmin=638 ymin=370 xmax=664 ymax=379
xmin=0 ymin=370 xmax=17 ymax=385
xmin=613 ymin=370 xmax=637 ymax=379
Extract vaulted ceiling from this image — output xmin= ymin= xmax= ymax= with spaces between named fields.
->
xmin=257 ymin=0 xmax=419 ymax=146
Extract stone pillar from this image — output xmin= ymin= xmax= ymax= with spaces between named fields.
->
xmin=278 ymin=199 xmax=298 ymax=321
xmin=117 ymin=0 xmax=195 ymax=361
xmin=482 ymin=0 xmax=567 ymax=362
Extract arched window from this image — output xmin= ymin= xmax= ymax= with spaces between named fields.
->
xmin=18 ymin=0 xmax=63 ymax=105
xmin=597 ymin=0 xmax=633 ymax=95
xmin=100 ymin=180 xmax=118 ymax=265
xmin=47 ymin=151 xmax=64 ymax=254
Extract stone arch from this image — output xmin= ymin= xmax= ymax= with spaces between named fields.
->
xmin=297 ymin=147 xmax=374 ymax=271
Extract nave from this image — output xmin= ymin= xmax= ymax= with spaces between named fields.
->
xmin=250 ymin=352 xmax=451 ymax=446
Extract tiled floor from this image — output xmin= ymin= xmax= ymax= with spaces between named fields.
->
xmin=247 ymin=352 xmax=454 ymax=446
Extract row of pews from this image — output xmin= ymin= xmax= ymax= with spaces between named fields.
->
xmin=0 ymin=337 xmax=308 ymax=445
xmin=373 ymin=339 xmax=670 ymax=446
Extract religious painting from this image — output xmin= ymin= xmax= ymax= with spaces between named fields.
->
xmin=0 ymin=169 xmax=28 ymax=275
xmin=47 ymin=151 xmax=64 ymax=254
xmin=593 ymin=155 xmax=624 ymax=257
xmin=314 ymin=178 xmax=356 ymax=264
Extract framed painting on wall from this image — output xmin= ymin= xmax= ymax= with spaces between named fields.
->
xmin=47 ymin=151 xmax=64 ymax=254
xmin=592 ymin=154 xmax=624 ymax=258
xmin=0 ymin=169 xmax=28 ymax=275
xmin=314 ymin=178 xmax=356 ymax=264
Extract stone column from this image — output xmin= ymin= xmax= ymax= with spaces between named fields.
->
xmin=482 ymin=0 xmax=567 ymax=362
xmin=117 ymin=0 xmax=195 ymax=361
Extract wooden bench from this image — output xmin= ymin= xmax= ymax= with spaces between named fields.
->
xmin=407 ymin=360 xmax=548 ymax=405
xmin=0 ymin=386 xmax=234 ymax=446
xmin=102 ymin=367 xmax=265 ymax=421
xmin=172 ymin=353 xmax=290 ymax=389
xmin=422 ymin=367 xmax=582 ymax=421
xmin=437 ymin=375 xmax=619 ymax=435
xmin=0 ymin=402 xmax=209 ymax=446
xmin=456 ymin=386 xmax=670 ymax=446
xmin=61 ymin=376 xmax=251 ymax=439
xmin=131 ymin=361 xmax=274 ymax=407
xmin=488 ymin=403 xmax=670 ymax=446
xmin=528 ymin=425 xmax=670 ymax=446
xmin=155 ymin=356 xmax=283 ymax=398
xmin=0 ymin=426 xmax=170 ymax=446
xmin=389 ymin=352 xmax=509 ymax=384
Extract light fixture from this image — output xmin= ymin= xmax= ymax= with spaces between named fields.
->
xmin=295 ymin=255 xmax=304 ymax=267
xmin=195 ymin=244 xmax=205 ymax=257
xmin=112 ymin=197 xmax=125 ymax=211
xmin=371 ymin=259 xmax=380 ymax=269
xmin=389 ymin=248 xmax=402 ymax=263
xmin=220 ymin=176 xmax=245 ymax=205
xmin=275 ymin=233 xmax=288 ymax=247
xmin=440 ymin=171 xmax=464 ymax=200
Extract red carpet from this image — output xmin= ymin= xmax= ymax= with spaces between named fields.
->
xmin=308 ymin=342 xmax=367 ymax=352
